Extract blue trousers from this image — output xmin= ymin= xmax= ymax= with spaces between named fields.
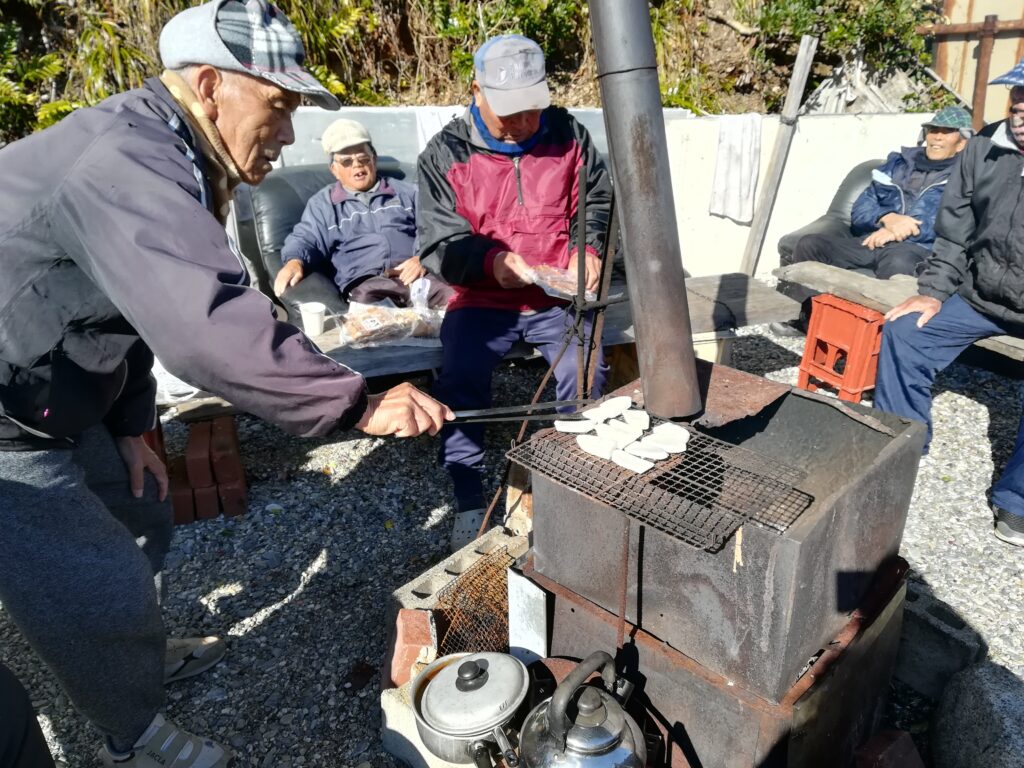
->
xmin=433 ymin=306 xmax=609 ymax=511
xmin=874 ymin=293 xmax=1024 ymax=516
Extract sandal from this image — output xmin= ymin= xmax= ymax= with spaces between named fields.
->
xmin=164 ymin=637 xmax=226 ymax=685
xmin=98 ymin=714 xmax=232 ymax=767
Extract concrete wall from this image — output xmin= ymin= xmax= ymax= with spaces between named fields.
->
xmin=284 ymin=108 xmax=928 ymax=277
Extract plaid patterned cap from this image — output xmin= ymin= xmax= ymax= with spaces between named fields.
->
xmin=474 ymin=35 xmax=551 ymax=116
xmin=160 ymin=0 xmax=340 ymax=110
xmin=990 ymin=57 xmax=1024 ymax=87
xmin=921 ymin=106 xmax=973 ymax=138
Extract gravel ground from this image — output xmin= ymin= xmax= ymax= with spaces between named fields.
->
xmin=1 ymin=325 xmax=1022 ymax=767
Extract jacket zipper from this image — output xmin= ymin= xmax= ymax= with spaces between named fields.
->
xmin=512 ymin=156 xmax=524 ymax=205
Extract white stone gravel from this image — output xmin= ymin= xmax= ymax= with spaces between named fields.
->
xmin=1 ymin=326 xmax=1022 ymax=767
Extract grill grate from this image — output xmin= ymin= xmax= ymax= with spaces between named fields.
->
xmin=434 ymin=547 xmax=513 ymax=655
xmin=507 ymin=422 xmax=813 ymax=552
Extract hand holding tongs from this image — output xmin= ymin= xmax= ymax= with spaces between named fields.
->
xmin=451 ymin=398 xmax=593 ymax=424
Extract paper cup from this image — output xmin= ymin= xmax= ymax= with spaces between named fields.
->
xmin=299 ymin=301 xmax=326 ymax=336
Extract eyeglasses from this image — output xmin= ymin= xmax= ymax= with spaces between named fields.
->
xmin=333 ymin=154 xmax=374 ymax=168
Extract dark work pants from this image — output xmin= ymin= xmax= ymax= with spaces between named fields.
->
xmin=791 ymin=233 xmax=930 ymax=279
xmin=874 ymin=293 xmax=1024 ymax=517
xmin=0 ymin=426 xmax=171 ymax=751
xmin=0 ymin=662 xmax=56 ymax=768
xmin=433 ymin=306 xmax=609 ymax=512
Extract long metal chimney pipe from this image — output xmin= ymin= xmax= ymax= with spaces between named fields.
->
xmin=589 ymin=0 xmax=702 ymax=419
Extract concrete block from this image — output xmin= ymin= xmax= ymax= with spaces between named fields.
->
xmin=380 ymin=684 xmax=462 ymax=768
xmin=391 ymin=526 xmax=529 ymax=613
xmin=384 ymin=608 xmax=437 ymax=690
xmin=893 ymin=580 xmax=987 ymax=699
xmin=193 ymin=485 xmax=220 ymax=520
xmin=855 ymin=730 xmax=925 ymax=768
xmin=932 ymin=662 xmax=1024 ymax=768
xmin=185 ymin=421 xmax=214 ymax=488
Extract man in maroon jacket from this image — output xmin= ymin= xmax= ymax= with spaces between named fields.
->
xmin=417 ymin=35 xmax=612 ymax=550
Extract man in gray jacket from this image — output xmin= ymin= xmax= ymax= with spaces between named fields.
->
xmin=0 ymin=2 xmax=450 ymax=766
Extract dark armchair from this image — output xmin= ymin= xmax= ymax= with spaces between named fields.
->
xmin=233 ymin=157 xmax=415 ymax=323
xmin=777 ymin=157 xmax=882 ymax=264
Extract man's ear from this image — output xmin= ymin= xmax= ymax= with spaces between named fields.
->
xmin=192 ymin=65 xmax=223 ymax=121
xmin=470 ymin=80 xmax=483 ymax=108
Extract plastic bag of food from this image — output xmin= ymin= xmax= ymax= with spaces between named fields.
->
xmin=526 ymin=264 xmax=596 ymax=302
xmin=338 ymin=295 xmax=444 ymax=348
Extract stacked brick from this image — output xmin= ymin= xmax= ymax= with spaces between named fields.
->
xmin=169 ymin=416 xmax=248 ymax=524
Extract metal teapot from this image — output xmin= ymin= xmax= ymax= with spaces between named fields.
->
xmin=518 ymin=651 xmax=646 ymax=768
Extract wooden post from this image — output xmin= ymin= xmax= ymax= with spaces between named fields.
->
xmin=971 ymin=15 xmax=999 ymax=132
xmin=740 ymin=35 xmax=818 ymax=276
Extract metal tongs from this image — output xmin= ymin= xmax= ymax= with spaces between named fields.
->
xmin=451 ymin=398 xmax=593 ymax=424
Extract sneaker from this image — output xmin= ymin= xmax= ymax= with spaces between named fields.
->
xmin=450 ymin=507 xmax=487 ymax=552
xmin=165 ymin=637 xmax=226 ymax=685
xmin=993 ymin=506 xmax=1024 ymax=547
xmin=98 ymin=714 xmax=232 ymax=767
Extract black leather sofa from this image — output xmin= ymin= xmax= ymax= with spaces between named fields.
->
xmin=776 ymin=157 xmax=881 ymax=265
xmin=232 ymin=156 xmax=416 ymax=323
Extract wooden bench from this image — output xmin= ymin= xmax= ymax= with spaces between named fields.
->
xmin=774 ymin=262 xmax=1024 ymax=363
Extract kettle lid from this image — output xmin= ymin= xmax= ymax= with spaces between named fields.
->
xmin=563 ymin=686 xmax=627 ymax=754
xmin=420 ymin=652 xmax=529 ymax=736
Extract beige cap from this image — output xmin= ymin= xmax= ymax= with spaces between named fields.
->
xmin=321 ymin=119 xmax=373 ymax=155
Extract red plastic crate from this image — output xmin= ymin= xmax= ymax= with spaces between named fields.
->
xmin=797 ymin=294 xmax=884 ymax=404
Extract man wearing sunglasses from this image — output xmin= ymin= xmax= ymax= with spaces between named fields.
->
xmin=275 ymin=118 xmax=452 ymax=308
xmin=874 ymin=60 xmax=1024 ymax=548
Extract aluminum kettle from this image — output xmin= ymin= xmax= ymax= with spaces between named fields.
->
xmin=518 ymin=651 xmax=646 ymax=768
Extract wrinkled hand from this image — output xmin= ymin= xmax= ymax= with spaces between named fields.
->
xmin=567 ymin=249 xmax=602 ymax=294
xmin=884 ymin=294 xmax=942 ymax=328
xmin=274 ymin=259 xmax=304 ymax=296
xmin=355 ymin=381 xmax=454 ymax=437
xmin=492 ymin=251 xmax=535 ymax=289
xmin=879 ymin=213 xmax=921 ymax=242
xmin=115 ymin=435 xmax=168 ymax=501
xmin=389 ymin=256 xmax=427 ymax=286
xmin=861 ymin=228 xmax=896 ymax=251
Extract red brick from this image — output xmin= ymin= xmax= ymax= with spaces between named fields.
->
xmin=855 ymin=730 xmax=925 ymax=768
xmin=210 ymin=416 xmax=245 ymax=485
xmin=167 ymin=456 xmax=195 ymax=525
xmin=384 ymin=608 xmax=435 ymax=689
xmin=193 ymin=485 xmax=221 ymax=520
xmin=185 ymin=421 xmax=214 ymax=488
xmin=217 ymin=479 xmax=248 ymax=518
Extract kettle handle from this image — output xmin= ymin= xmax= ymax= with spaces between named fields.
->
xmin=547 ymin=650 xmax=617 ymax=749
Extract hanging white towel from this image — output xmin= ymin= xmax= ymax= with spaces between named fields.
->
xmin=708 ymin=113 xmax=762 ymax=224
xmin=414 ymin=106 xmax=463 ymax=152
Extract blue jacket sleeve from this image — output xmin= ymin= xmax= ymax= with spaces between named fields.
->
xmin=849 ymin=153 xmax=901 ymax=236
xmin=280 ymin=188 xmax=334 ymax=269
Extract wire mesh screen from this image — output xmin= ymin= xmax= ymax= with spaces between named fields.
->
xmin=507 ymin=423 xmax=814 ymax=552
xmin=435 ymin=547 xmax=514 ymax=655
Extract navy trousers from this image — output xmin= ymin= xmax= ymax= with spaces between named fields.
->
xmin=874 ymin=293 xmax=1024 ymax=516
xmin=433 ymin=306 xmax=609 ymax=512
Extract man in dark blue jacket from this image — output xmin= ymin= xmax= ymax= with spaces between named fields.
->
xmin=274 ymin=118 xmax=451 ymax=307
xmin=787 ymin=106 xmax=972 ymax=280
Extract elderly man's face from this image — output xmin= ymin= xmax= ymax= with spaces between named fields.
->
xmin=472 ymin=83 xmax=543 ymax=144
xmin=1008 ymin=86 xmax=1024 ymax=148
xmin=213 ymin=71 xmax=299 ymax=185
xmin=330 ymin=143 xmax=377 ymax=191
xmin=923 ymin=126 xmax=967 ymax=161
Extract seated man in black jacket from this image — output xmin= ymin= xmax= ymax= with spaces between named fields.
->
xmin=874 ymin=70 xmax=1024 ymax=548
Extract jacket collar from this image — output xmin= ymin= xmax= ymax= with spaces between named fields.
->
xmin=330 ymin=176 xmax=395 ymax=204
